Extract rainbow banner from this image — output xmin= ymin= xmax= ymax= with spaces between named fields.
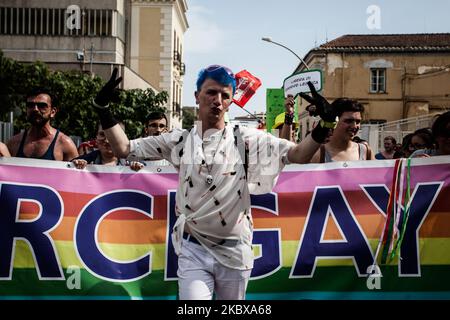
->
xmin=0 ymin=156 xmax=449 ymax=300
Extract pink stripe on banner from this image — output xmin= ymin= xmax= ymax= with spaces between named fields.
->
xmin=274 ymin=163 xmax=450 ymax=193
xmin=0 ymin=164 xmax=179 ymax=195
xmin=1 ymin=157 xmax=449 ymax=195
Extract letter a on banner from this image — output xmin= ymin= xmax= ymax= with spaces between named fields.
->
xmin=232 ymin=70 xmax=262 ymax=108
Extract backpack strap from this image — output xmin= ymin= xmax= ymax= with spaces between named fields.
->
xmin=319 ymin=144 xmax=326 ymax=163
xmin=366 ymin=144 xmax=373 ymax=160
xmin=233 ymin=125 xmax=248 ymax=178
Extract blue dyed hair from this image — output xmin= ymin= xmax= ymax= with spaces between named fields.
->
xmin=196 ymin=65 xmax=236 ymax=94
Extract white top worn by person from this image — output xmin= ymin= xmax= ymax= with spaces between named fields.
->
xmin=92 ymin=66 xmax=338 ymax=300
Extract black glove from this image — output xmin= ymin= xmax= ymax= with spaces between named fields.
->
xmin=299 ymin=81 xmax=337 ymax=143
xmin=299 ymin=81 xmax=336 ymax=123
xmin=94 ymin=67 xmax=123 ymax=107
xmin=93 ymin=68 xmax=122 ymax=130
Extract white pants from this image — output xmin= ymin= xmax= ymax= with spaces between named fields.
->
xmin=177 ymin=238 xmax=252 ymax=300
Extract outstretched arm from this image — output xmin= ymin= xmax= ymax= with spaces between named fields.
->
xmin=104 ymin=124 xmax=130 ymax=158
xmin=287 ymin=134 xmax=321 ymax=163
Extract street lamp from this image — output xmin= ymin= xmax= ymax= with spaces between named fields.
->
xmin=261 ymin=37 xmax=310 ymax=70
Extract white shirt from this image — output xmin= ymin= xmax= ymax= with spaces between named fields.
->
xmin=129 ymin=125 xmax=294 ymax=270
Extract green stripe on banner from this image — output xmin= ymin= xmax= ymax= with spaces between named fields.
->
xmin=2 ymin=266 xmax=450 ymax=299
xmin=0 ymin=269 xmax=177 ymax=298
xmin=247 ymin=266 xmax=450 ymax=294
xmin=247 ymin=291 xmax=450 ymax=300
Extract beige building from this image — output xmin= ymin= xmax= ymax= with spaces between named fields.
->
xmin=295 ymin=34 xmax=450 ymax=141
xmin=129 ymin=0 xmax=188 ymax=128
xmin=0 ymin=0 xmax=188 ymax=128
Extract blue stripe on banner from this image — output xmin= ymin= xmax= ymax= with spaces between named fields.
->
xmin=246 ymin=291 xmax=450 ymax=300
xmin=0 ymin=295 xmax=178 ymax=300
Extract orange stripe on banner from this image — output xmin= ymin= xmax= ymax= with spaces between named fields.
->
xmin=20 ymin=210 xmax=450 ymax=244
xmin=59 ymin=191 xmax=168 ymax=220
xmin=419 ymin=211 xmax=450 ymax=238
xmin=252 ymin=215 xmax=380 ymax=241
xmin=17 ymin=211 xmax=450 ymax=243
xmin=40 ymin=216 xmax=167 ymax=244
xmin=252 ymin=191 xmax=388 ymax=218
xmin=253 ymin=188 xmax=449 ymax=218
xmin=253 ymin=216 xmax=382 ymax=241
xmin=253 ymin=212 xmax=450 ymax=240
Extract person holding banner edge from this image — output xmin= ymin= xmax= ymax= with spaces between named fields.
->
xmin=92 ymin=67 xmax=337 ymax=300
xmin=0 ymin=142 xmax=11 ymax=157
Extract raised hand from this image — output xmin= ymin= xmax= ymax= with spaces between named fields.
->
xmin=94 ymin=68 xmax=123 ymax=107
xmin=299 ymin=81 xmax=336 ymax=123
xmin=284 ymin=94 xmax=295 ymax=114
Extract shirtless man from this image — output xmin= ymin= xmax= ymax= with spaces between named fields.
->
xmin=7 ymin=88 xmax=78 ymax=161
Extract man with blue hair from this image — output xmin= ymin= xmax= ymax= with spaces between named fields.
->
xmin=92 ymin=66 xmax=337 ymax=300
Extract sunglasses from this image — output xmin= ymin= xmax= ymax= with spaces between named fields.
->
xmin=148 ymin=123 xmax=167 ymax=129
xmin=26 ymin=102 xmax=49 ymax=109
xmin=204 ymin=64 xmax=234 ymax=77
xmin=409 ymin=143 xmax=427 ymax=150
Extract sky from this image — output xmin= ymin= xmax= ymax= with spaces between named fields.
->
xmin=181 ymin=0 xmax=450 ymax=119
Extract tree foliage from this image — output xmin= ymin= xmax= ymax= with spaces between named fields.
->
xmin=182 ymin=107 xmax=197 ymax=129
xmin=0 ymin=51 xmax=168 ymax=141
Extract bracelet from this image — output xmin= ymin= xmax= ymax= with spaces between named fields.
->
xmin=284 ymin=112 xmax=294 ymax=125
xmin=93 ymin=99 xmax=118 ymax=130
xmin=319 ymin=119 xmax=337 ymax=129
xmin=92 ymin=98 xmax=109 ymax=109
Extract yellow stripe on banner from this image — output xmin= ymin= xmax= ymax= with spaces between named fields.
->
xmin=12 ymin=240 xmax=168 ymax=270
xmin=281 ymin=238 xmax=450 ymax=267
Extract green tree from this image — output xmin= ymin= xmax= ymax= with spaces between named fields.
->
xmin=0 ymin=51 xmax=168 ymax=141
xmin=182 ymin=107 xmax=197 ymax=129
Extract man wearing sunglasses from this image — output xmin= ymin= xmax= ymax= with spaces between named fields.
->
xmin=7 ymin=88 xmax=79 ymax=161
xmin=92 ymin=66 xmax=336 ymax=300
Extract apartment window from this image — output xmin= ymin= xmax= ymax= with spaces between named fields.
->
xmin=0 ymin=7 xmax=115 ymax=37
xmin=370 ymin=68 xmax=386 ymax=93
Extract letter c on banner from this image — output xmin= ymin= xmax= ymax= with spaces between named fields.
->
xmin=75 ymin=190 xmax=153 ymax=282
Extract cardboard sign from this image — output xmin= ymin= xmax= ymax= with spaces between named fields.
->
xmin=283 ymin=69 xmax=322 ymax=97
xmin=265 ymin=88 xmax=298 ymax=134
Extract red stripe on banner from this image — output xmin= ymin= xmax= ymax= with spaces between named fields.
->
xmin=60 ymin=192 xmax=169 ymax=220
